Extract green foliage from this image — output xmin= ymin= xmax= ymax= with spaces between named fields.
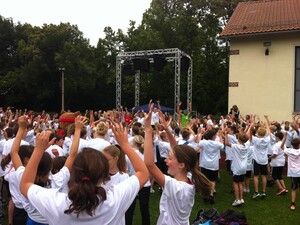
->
xmin=0 ymin=0 xmax=248 ymax=114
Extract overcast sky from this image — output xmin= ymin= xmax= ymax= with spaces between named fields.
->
xmin=1 ymin=0 xmax=152 ymax=46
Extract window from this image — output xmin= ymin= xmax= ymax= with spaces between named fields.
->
xmin=295 ymin=47 xmax=300 ymax=112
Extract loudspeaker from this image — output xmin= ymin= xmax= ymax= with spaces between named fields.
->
xmin=132 ymin=58 xmax=150 ymax=72
xmin=122 ymin=63 xmax=135 ymax=75
xmin=153 ymin=55 xmax=167 ymax=71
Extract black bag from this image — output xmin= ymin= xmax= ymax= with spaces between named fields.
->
xmin=213 ymin=209 xmax=248 ymax=225
xmin=192 ymin=208 xmax=220 ymax=225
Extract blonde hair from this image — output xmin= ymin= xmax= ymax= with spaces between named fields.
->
xmin=257 ymin=127 xmax=266 ymax=137
xmin=133 ymin=135 xmax=144 ymax=153
xmin=95 ymin=122 xmax=109 ymax=136
xmin=103 ymin=145 xmax=127 ymax=173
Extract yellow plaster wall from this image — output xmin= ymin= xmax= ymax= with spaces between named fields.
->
xmin=228 ymin=33 xmax=300 ymax=122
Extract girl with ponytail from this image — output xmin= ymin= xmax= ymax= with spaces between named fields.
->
xmin=20 ymin=117 xmax=149 ymax=225
xmin=144 ymin=104 xmax=211 ymax=225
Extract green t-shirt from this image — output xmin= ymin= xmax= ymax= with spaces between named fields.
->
xmin=180 ymin=113 xmax=190 ymax=127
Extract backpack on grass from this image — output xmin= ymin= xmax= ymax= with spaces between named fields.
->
xmin=192 ymin=208 xmax=220 ymax=225
xmin=213 ymin=209 xmax=248 ymax=225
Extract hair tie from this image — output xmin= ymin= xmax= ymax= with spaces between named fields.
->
xmin=82 ymin=177 xmax=91 ymax=182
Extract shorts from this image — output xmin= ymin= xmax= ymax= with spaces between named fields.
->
xmin=245 ymin=170 xmax=252 ymax=178
xmin=272 ymin=166 xmax=284 ymax=180
xmin=233 ymin=174 xmax=245 ymax=183
xmin=201 ymin=167 xmax=218 ymax=182
xmin=253 ymin=160 xmax=268 ymax=176
xmin=291 ymin=177 xmax=300 ymax=190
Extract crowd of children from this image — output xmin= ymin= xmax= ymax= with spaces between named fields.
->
xmin=0 ymin=103 xmax=300 ymax=225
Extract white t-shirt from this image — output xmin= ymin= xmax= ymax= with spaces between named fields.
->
xmin=25 ymin=129 xmax=35 ymax=146
xmin=198 ymin=140 xmax=224 ymax=171
xmin=157 ymin=175 xmax=195 ymax=225
xmin=283 ymin=148 xmax=300 ymax=177
xmin=46 ymin=144 xmax=64 ymax=158
xmin=14 ymin=166 xmax=70 ymax=223
xmin=3 ymin=138 xmax=30 ymax=156
xmin=5 ymin=168 xmax=25 ymax=209
xmin=2 ymin=139 xmax=29 ymax=176
xmin=103 ymin=172 xmax=129 ymax=190
xmin=246 ymin=145 xmax=254 ymax=171
xmin=126 ymin=150 xmax=151 ymax=187
xmin=63 ymin=136 xmax=72 ymax=156
xmin=27 ymin=175 xmax=140 ymax=225
xmin=225 ymin=134 xmax=238 ymax=161
xmin=49 ymin=166 xmax=71 ymax=194
xmin=85 ymin=138 xmax=111 ymax=151
xmin=151 ymin=111 xmax=160 ymax=125
xmin=283 ymin=130 xmax=293 ymax=148
xmin=251 ymin=135 xmax=270 ymax=165
xmin=136 ymin=116 xmax=145 ymax=125
xmin=157 ymin=140 xmax=171 ymax=158
xmin=267 ymin=133 xmax=276 ymax=155
xmin=270 ymin=141 xmax=285 ymax=167
xmin=231 ymin=143 xmax=249 ymax=175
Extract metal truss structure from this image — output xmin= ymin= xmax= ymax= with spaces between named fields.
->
xmin=116 ymin=48 xmax=192 ymax=115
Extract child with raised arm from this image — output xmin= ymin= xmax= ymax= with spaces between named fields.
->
xmin=20 ymin=119 xmax=149 ymax=225
xmin=144 ymin=104 xmax=211 ymax=225
xmin=197 ymin=128 xmax=224 ymax=204
xmin=281 ymin=133 xmax=300 ymax=210
xmin=225 ymin=130 xmax=249 ymax=206
xmin=10 ymin=115 xmax=86 ymax=224
xmin=268 ymin=131 xmax=287 ymax=195
xmin=249 ymin=118 xmax=271 ymax=199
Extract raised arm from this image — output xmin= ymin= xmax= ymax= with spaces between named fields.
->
xmin=20 ymin=130 xmax=52 ymax=197
xmin=64 ymin=116 xmax=87 ymax=171
xmin=144 ymin=106 xmax=166 ymax=188
xmin=110 ymin=119 xmax=149 ymax=189
xmin=148 ymin=99 xmax=152 ymax=111
xmin=158 ymin=109 xmax=177 ymax=148
xmin=264 ymin=118 xmax=272 ymax=138
xmin=11 ymin=116 xmax=28 ymax=170
xmin=281 ymin=132 xmax=287 ymax=150
xmin=264 ymin=115 xmax=271 ymax=126
xmin=224 ymin=129 xmax=232 ymax=147
xmin=188 ymin=101 xmax=192 ymax=114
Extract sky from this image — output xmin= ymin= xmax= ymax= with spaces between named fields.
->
xmin=1 ymin=0 xmax=152 ymax=46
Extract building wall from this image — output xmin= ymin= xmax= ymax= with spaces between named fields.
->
xmin=228 ymin=32 xmax=300 ymax=122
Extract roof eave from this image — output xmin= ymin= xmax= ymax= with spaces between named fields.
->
xmin=220 ymin=29 xmax=300 ymax=40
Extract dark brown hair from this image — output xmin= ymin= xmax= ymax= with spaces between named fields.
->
xmin=172 ymin=145 xmax=211 ymax=197
xmin=51 ymin=156 xmax=67 ymax=174
xmin=64 ymin=148 xmax=109 ymax=217
xmin=35 ymin=152 xmax=53 ymax=187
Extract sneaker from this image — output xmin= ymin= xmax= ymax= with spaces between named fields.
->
xmin=240 ymin=199 xmax=245 ymax=204
xmin=276 ymin=188 xmax=285 ymax=196
xmin=232 ymin=199 xmax=241 ymax=207
xmin=150 ymin=188 xmax=155 ymax=193
xmin=253 ymin=192 xmax=261 ymax=199
xmin=284 ymin=188 xmax=289 ymax=193
xmin=290 ymin=204 xmax=296 ymax=211
xmin=261 ymin=192 xmax=266 ymax=199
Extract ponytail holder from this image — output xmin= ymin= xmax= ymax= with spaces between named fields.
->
xmin=82 ymin=177 xmax=91 ymax=182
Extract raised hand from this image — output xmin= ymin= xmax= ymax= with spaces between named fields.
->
xmin=35 ymin=131 xmax=52 ymax=152
xmin=18 ymin=115 xmax=29 ymax=130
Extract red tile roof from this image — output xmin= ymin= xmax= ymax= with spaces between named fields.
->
xmin=220 ymin=0 xmax=300 ymax=37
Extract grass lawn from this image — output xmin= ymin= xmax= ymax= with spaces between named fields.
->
xmin=133 ymin=170 xmax=300 ymax=225
xmin=2 ymin=170 xmax=300 ymax=224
